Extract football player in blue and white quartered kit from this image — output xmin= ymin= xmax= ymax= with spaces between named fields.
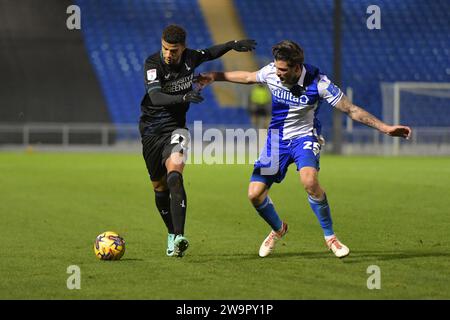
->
xmin=198 ymin=40 xmax=412 ymax=258
xmin=251 ymin=60 xmax=341 ymax=188
xmin=249 ymin=50 xmax=347 ymax=258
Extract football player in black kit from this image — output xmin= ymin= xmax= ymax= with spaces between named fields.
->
xmin=140 ymin=24 xmax=256 ymax=257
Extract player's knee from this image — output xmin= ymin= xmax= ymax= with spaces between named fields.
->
xmin=247 ymin=190 xmax=258 ymax=203
xmin=301 ymin=176 xmax=319 ymax=195
xmin=300 ymin=168 xmax=318 ymax=190
xmin=167 ymin=171 xmax=183 ymax=191
xmin=153 ymin=185 xmax=167 ymax=192
xmin=248 ymin=189 xmax=265 ymax=206
xmin=152 ymin=180 xmax=167 ymax=192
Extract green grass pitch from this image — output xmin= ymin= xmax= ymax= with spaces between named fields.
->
xmin=1 ymin=152 xmax=449 ymax=299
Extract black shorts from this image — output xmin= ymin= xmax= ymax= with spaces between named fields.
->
xmin=141 ymin=131 xmax=189 ymax=181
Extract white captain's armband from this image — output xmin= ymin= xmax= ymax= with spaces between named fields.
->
xmin=318 ymin=74 xmax=343 ymax=106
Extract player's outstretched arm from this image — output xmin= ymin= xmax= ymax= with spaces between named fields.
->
xmin=195 ymin=71 xmax=258 ymax=89
xmin=335 ymin=95 xmax=412 ymax=139
xmin=205 ymin=39 xmax=257 ymax=60
xmin=227 ymin=39 xmax=257 ymax=52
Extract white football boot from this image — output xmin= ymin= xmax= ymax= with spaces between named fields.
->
xmin=259 ymin=222 xmax=288 ymax=257
xmin=325 ymin=235 xmax=350 ymax=258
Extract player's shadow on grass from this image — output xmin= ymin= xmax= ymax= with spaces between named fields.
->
xmin=119 ymin=258 xmax=145 ymax=262
xmin=331 ymin=250 xmax=450 ymax=263
xmin=268 ymin=250 xmax=450 ymax=262
xmin=196 ymin=250 xmax=450 ymax=262
xmin=193 ymin=253 xmax=261 ymax=261
xmin=194 ymin=251 xmax=331 ymax=261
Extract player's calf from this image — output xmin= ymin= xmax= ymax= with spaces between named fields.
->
xmin=154 ymin=189 xmax=174 ymax=234
xmin=167 ymin=171 xmax=187 ymax=236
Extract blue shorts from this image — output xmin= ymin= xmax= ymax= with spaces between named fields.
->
xmin=251 ymin=134 xmax=322 ymax=188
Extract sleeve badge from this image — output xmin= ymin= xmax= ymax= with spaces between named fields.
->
xmin=146 ymin=69 xmax=157 ymax=81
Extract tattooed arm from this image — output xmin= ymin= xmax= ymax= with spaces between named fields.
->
xmin=335 ymin=95 xmax=412 ymax=139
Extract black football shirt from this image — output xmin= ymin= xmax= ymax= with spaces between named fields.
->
xmin=139 ymin=48 xmax=212 ymax=136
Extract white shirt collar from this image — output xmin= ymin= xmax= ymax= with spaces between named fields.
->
xmin=297 ymin=65 xmax=306 ymax=87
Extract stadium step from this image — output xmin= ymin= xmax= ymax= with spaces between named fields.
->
xmin=198 ymin=0 xmax=260 ymax=107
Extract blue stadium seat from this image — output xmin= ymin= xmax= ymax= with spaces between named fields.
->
xmin=77 ymin=0 xmax=450 ymax=130
xmin=235 ymin=0 xmax=450 ymax=130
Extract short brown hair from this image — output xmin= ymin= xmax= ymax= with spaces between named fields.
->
xmin=272 ymin=40 xmax=304 ymax=67
xmin=162 ymin=24 xmax=186 ymax=45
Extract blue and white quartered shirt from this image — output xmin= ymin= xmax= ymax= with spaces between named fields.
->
xmin=256 ymin=63 xmax=343 ymax=141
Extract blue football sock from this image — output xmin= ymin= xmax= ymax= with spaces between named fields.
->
xmin=254 ymin=197 xmax=283 ymax=231
xmin=308 ymin=194 xmax=334 ymax=236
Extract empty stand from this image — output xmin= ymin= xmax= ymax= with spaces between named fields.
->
xmin=76 ymin=0 xmax=251 ymax=126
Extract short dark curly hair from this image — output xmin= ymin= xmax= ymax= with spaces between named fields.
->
xmin=162 ymin=24 xmax=186 ymax=45
xmin=272 ymin=40 xmax=304 ymax=67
